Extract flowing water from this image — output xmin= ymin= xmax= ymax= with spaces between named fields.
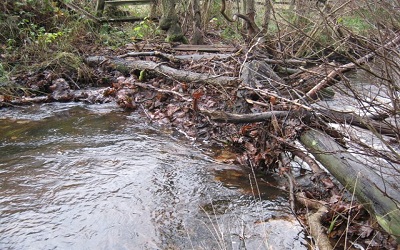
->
xmin=0 ymin=103 xmax=307 ymax=250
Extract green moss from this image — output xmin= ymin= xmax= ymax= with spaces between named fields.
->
xmin=165 ymin=23 xmax=187 ymax=43
xmin=159 ymin=16 xmax=174 ymax=31
xmin=221 ymin=27 xmax=241 ymax=42
xmin=338 ymin=15 xmax=372 ymax=35
xmin=114 ymin=64 xmax=131 ymax=75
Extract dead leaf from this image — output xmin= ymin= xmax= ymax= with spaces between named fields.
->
xmin=359 ymin=224 xmax=374 ymax=238
xmin=166 ymin=104 xmax=180 ymax=117
xmin=244 ymin=142 xmax=257 ymax=154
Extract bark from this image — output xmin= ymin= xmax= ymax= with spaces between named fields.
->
xmin=159 ymin=0 xmax=186 ymax=43
xmin=245 ymin=0 xmax=256 ymax=24
xmin=300 ymin=129 xmax=400 ymax=242
xmin=191 ymin=0 xmax=204 ymax=45
xmin=221 ymin=0 xmax=260 ymax=39
xmin=308 ymin=206 xmax=332 ymax=250
xmin=220 ymin=0 xmax=234 ymax=22
xmin=85 ymin=56 xmax=239 ymax=87
xmin=262 ymin=0 xmax=273 ymax=32
xmin=149 ymin=0 xmax=159 ymax=19
xmin=237 ymin=60 xmax=286 ymax=113
xmin=241 ymin=60 xmax=285 ymax=89
xmin=233 ymin=13 xmax=260 ymax=39
xmin=1 ymin=87 xmax=112 ymax=107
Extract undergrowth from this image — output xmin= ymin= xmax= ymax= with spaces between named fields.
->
xmin=0 ymin=0 xmax=164 ymax=94
xmin=1 ymin=0 xmax=399 ymax=94
xmin=1 ymin=1 xmax=99 ymax=90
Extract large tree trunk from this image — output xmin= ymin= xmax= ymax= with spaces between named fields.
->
xmin=159 ymin=0 xmax=186 ymax=43
xmin=300 ymin=129 xmax=400 ymax=242
xmin=262 ymin=0 xmax=273 ymax=32
xmin=191 ymin=0 xmax=203 ymax=45
xmin=149 ymin=0 xmax=159 ymax=19
xmin=243 ymin=0 xmax=258 ymax=38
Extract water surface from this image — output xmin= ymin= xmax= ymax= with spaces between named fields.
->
xmin=0 ymin=103 xmax=306 ymax=249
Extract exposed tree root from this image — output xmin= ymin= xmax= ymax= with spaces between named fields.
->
xmin=296 ymin=192 xmax=333 ymax=250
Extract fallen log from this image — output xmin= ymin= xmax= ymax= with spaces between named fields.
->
xmin=200 ymin=109 xmax=298 ymax=123
xmin=300 ymin=129 xmax=400 ymax=242
xmin=118 ymin=51 xmax=234 ymax=62
xmin=85 ymin=56 xmax=240 ymax=87
xmin=316 ymin=108 xmax=398 ymax=138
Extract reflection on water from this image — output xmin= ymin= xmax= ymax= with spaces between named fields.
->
xmin=0 ymin=103 xmax=307 ymax=249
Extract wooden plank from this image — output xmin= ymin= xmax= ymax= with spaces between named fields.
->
xmin=104 ymin=0 xmax=153 ymax=6
xmin=173 ymin=44 xmax=238 ymax=52
xmin=100 ymin=16 xmax=157 ymax=22
xmin=126 ymin=43 xmax=237 ymax=53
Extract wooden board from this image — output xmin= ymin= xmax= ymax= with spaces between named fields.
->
xmin=172 ymin=44 xmax=238 ymax=52
xmin=104 ymin=0 xmax=153 ymax=6
xmin=99 ymin=17 xmax=157 ymax=22
xmin=126 ymin=43 xmax=238 ymax=53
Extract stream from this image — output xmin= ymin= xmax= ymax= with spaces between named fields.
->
xmin=0 ymin=102 xmax=307 ymax=250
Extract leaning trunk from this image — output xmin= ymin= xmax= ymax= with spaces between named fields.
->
xmin=300 ymin=129 xmax=400 ymax=242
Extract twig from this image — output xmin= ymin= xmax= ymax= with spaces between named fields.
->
xmin=63 ymin=2 xmax=101 ymax=23
xmin=284 ymin=172 xmax=296 ymax=211
xmin=242 ymin=86 xmax=313 ymax=111
xmin=305 ymin=31 xmax=400 ymax=100
xmin=239 ymin=37 xmax=265 ymax=77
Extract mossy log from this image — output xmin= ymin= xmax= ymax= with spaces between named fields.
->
xmin=300 ymin=129 xmax=400 ymax=242
xmin=85 ymin=56 xmax=240 ymax=87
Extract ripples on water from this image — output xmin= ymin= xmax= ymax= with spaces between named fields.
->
xmin=0 ymin=103 xmax=306 ymax=249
